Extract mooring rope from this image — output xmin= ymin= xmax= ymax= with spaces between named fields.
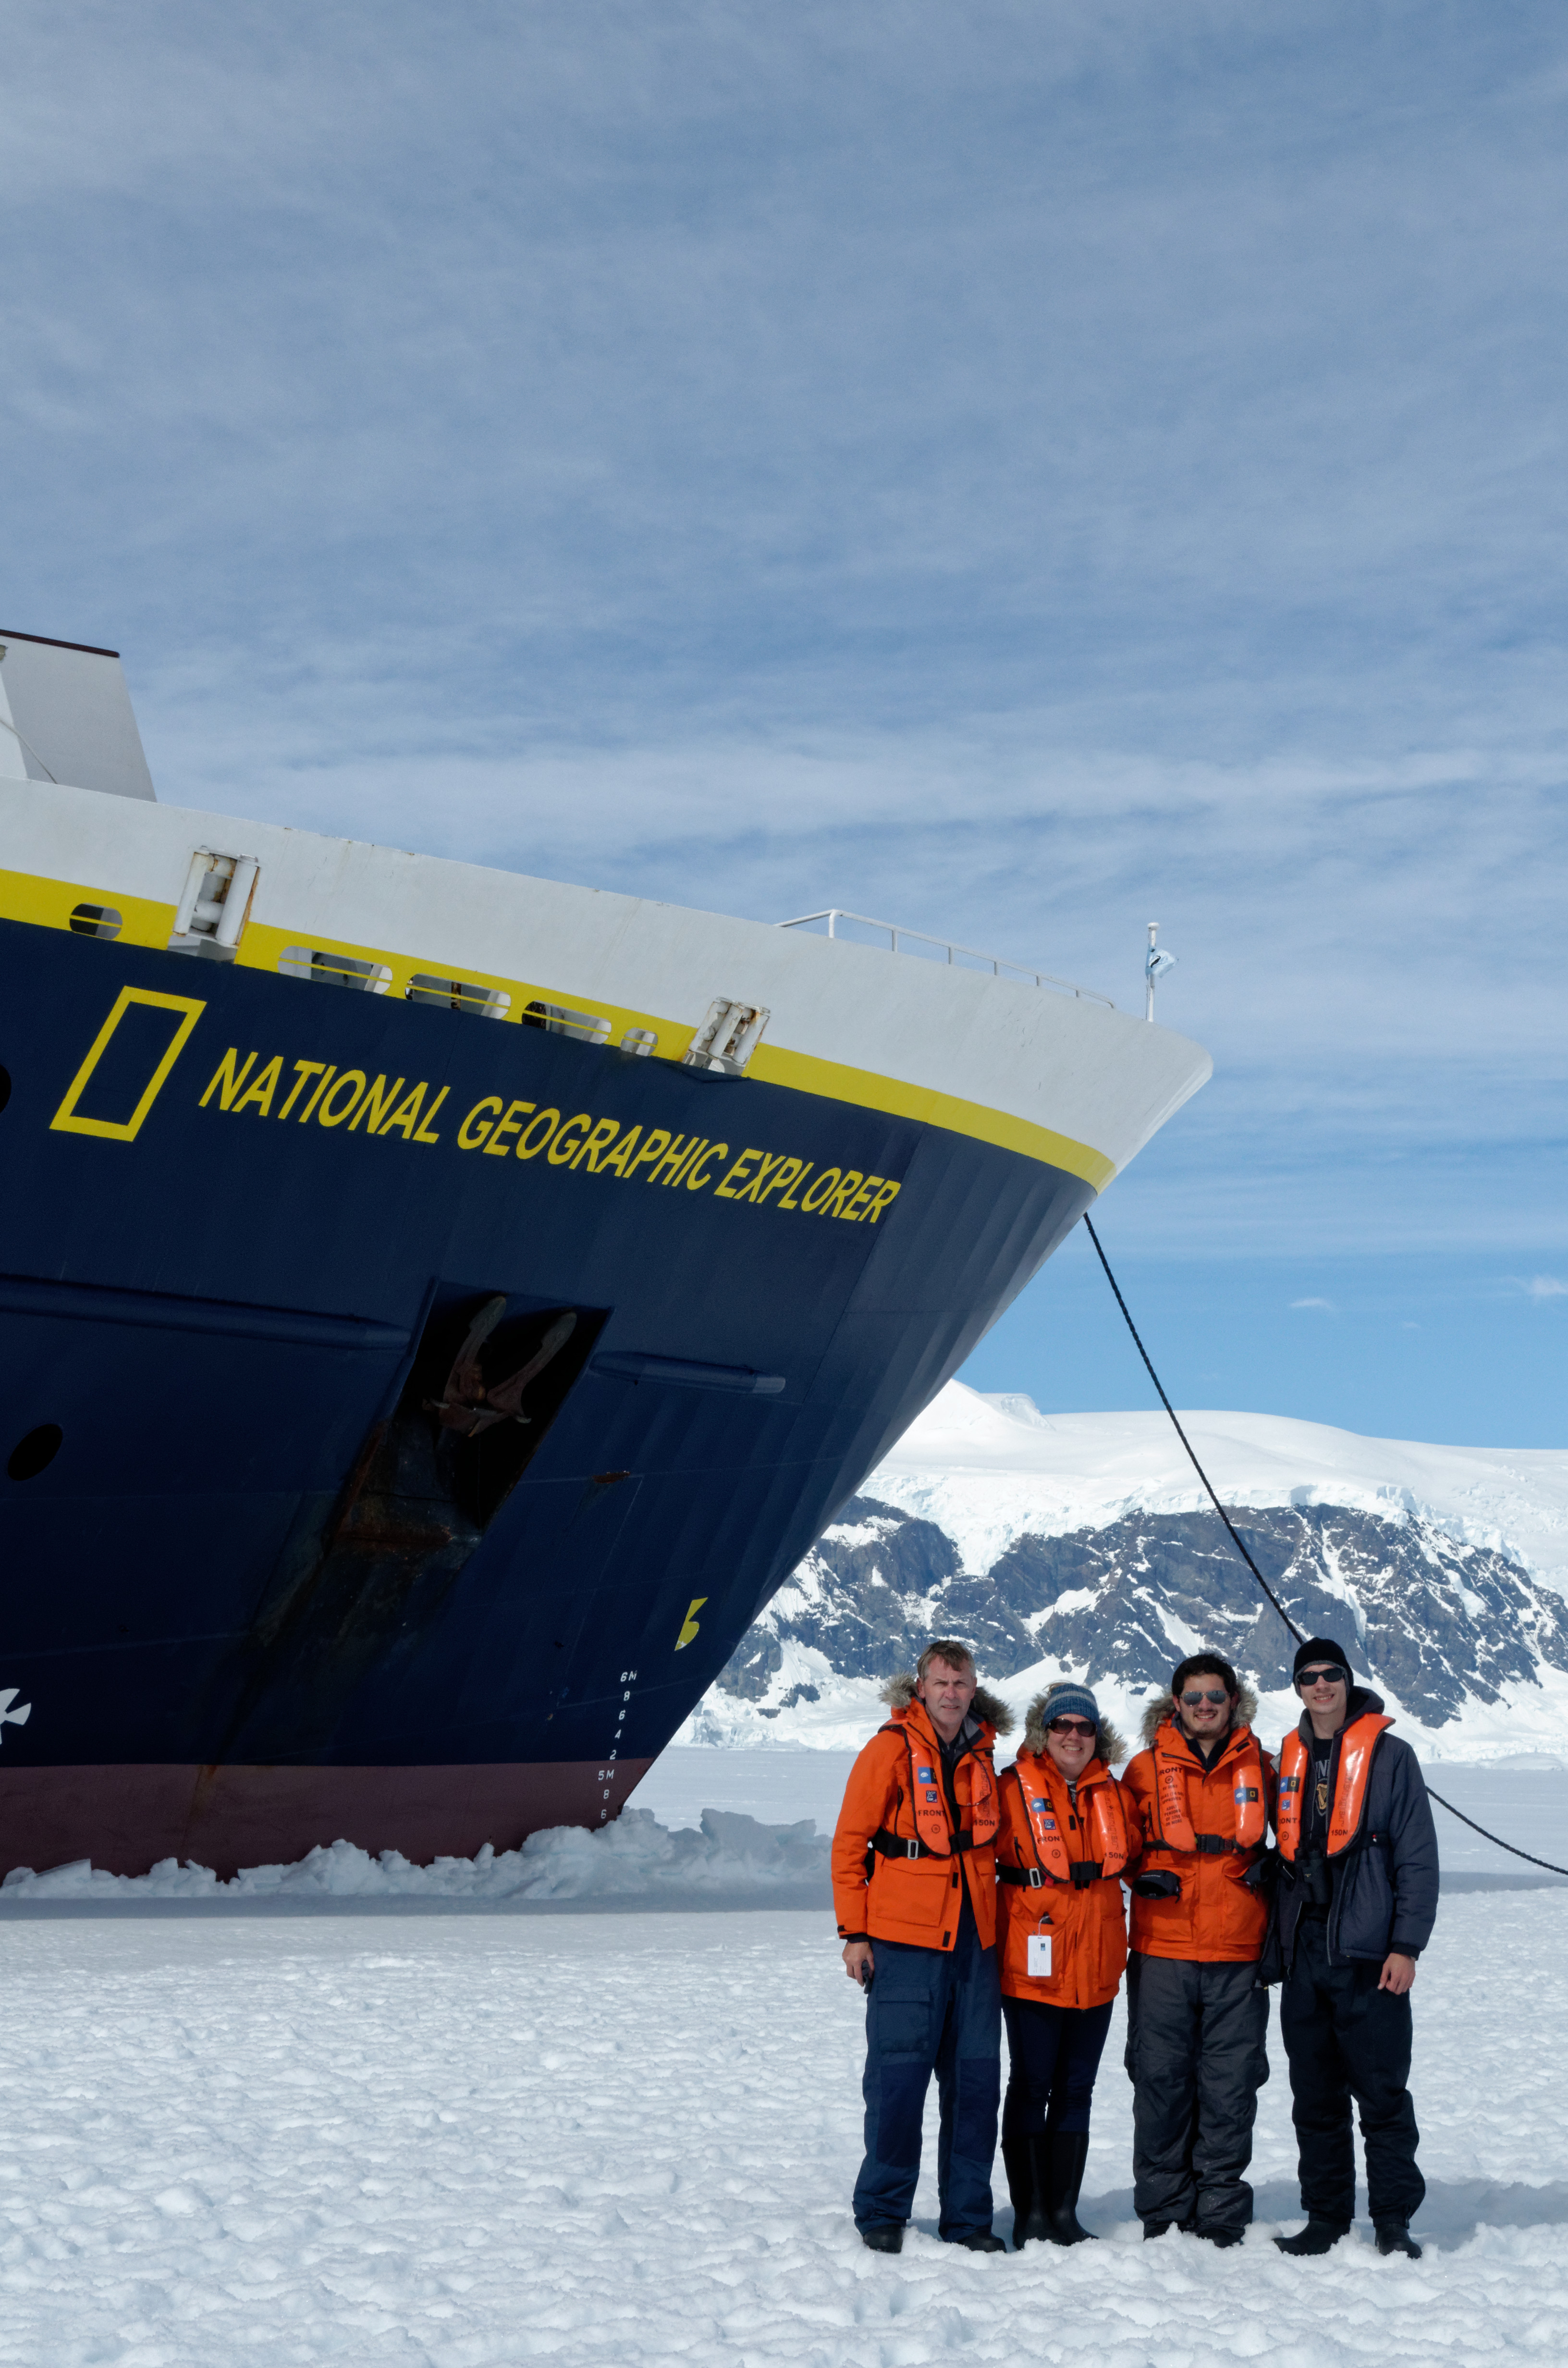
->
xmin=1083 ymin=1211 xmax=1568 ymax=1882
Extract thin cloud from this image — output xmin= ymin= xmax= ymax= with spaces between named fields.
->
xmin=1527 ymin=1276 xmax=1568 ymax=1300
xmin=1 ymin=3 xmax=1565 ymax=1271
xmin=1290 ymin=1297 xmax=1336 ymax=1311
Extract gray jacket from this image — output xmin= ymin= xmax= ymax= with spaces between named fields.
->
xmin=1271 ymin=1687 xmax=1439 ymax=1972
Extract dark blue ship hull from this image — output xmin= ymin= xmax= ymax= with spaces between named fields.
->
xmin=0 ymin=922 xmax=1093 ymax=1872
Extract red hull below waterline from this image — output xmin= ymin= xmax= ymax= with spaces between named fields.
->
xmin=0 ymin=1759 xmax=654 ymax=1882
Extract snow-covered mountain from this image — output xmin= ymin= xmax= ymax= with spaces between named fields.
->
xmin=681 ymin=1385 xmax=1568 ymax=1764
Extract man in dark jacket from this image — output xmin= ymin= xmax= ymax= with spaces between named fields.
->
xmin=1270 ymin=1636 xmax=1438 ymax=2261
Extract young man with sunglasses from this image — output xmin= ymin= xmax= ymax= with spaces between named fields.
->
xmin=1121 ymin=1652 xmax=1277 ymax=2246
xmin=1270 ymin=1636 xmax=1437 ymax=2261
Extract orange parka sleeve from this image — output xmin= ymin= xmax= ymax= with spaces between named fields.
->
xmin=831 ymin=1729 xmax=904 ymax=1939
xmin=1120 ymin=1748 xmax=1156 ymax=1881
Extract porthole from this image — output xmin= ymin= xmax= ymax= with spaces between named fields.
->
xmin=69 ymin=903 xmax=122 ymax=940
xmin=279 ymin=947 xmax=392 ymax=993
xmin=408 ymin=975 xmax=511 ymax=1019
xmin=7 ymin=1424 xmax=62 ymax=1482
xmin=522 ymin=999 xmax=612 ymax=1045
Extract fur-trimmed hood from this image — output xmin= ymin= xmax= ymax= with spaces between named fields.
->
xmin=1022 ymin=1684 xmax=1128 ymax=1767
xmin=881 ymin=1669 xmax=1015 ymax=1738
xmin=1139 ymin=1680 xmax=1259 ymax=1750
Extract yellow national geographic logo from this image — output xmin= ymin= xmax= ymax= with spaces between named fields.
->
xmin=51 ymin=988 xmax=206 ymax=1142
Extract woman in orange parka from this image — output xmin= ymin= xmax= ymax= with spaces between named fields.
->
xmin=995 ymin=1680 xmax=1130 ymax=2249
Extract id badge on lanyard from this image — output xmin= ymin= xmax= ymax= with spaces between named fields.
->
xmin=1027 ymin=1927 xmax=1053 ymax=1978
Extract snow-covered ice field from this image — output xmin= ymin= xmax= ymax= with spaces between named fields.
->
xmin=0 ymin=1893 xmax=1565 ymax=2366
xmin=1 ymin=1744 xmax=1567 ymax=2364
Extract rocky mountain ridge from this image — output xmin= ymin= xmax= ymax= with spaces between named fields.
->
xmin=690 ymin=1388 xmax=1568 ymax=1757
xmin=718 ymin=1496 xmax=1568 ymax=1729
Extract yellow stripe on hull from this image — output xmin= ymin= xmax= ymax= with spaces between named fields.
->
xmin=0 ymin=864 xmax=1115 ymax=1191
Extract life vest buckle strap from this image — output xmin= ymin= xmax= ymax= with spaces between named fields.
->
xmin=872 ymin=1827 xmax=933 ymax=1862
xmin=1193 ymin=1834 xmax=1236 ymax=1855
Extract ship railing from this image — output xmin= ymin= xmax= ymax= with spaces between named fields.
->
xmin=777 ymin=910 xmax=1115 ymax=1008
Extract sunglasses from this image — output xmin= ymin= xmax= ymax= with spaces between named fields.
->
xmin=1049 ymin=1718 xmax=1096 ymax=1738
xmin=1298 ymin=1667 xmax=1346 ymax=1687
xmin=1179 ymin=1688 xmax=1230 ymax=1706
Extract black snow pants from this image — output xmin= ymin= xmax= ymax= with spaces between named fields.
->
xmin=1125 ymin=1951 xmax=1270 ymax=2236
xmin=1279 ymin=1916 xmax=1424 ymax=2228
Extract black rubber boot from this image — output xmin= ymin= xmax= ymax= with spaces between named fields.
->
xmin=1143 ymin=2219 xmax=1176 ymax=2240
xmin=1004 ymin=2133 xmax=1048 ymax=2249
xmin=1196 ymin=2226 xmax=1244 ymax=2249
xmin=1375 ymin=2220 xmax=1422 ymax=2260
xmin=1274 ymin=2218 xmax=1350 ymax=2256
xmin=945 ymin=2229 xmax=1007 ymax=2252
xmin=860 ymin=2223 xmax=904 ymax=2254
xmin=1039 ymin=2131 xmax=1097 ymax=2245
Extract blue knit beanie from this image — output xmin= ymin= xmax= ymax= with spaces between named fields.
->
xmin=1041 ymin=1683 xmax=1101 ymax=1730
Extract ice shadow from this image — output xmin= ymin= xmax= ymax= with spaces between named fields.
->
xmin=1440 ymin=1872 xmax=1567 ymax=1892
xmin=0 ymin=1869 xmax=1554 ymax=1921
xmin=1075 ymin=2177 xmax=1568 ymax=2249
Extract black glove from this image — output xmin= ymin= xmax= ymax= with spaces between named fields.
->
xmin=1242 ymin=1849 xmax=1279 ymax=1897
xmin=1130 ymin=1870 xmax=1181 ymax=1901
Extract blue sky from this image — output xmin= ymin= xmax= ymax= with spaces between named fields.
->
xmin=4 ymin=2 xmax=1565 ymax=1445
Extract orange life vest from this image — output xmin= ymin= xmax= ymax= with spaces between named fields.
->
xmin=1016 ymin=1757 xmax=1128 ymax=1882
xmin=1276 ymin=1712 xmax=1391 ymax=1860
xmin=1153 ymin=1727 xmax=1268 ymax=1853
xmin=891 ymin=1724 xmax=999 ymax=1854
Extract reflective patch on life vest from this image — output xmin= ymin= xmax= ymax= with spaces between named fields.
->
xmin=1235 ymin=1787 xmax=1259 ymax=1803
xmin=1040 ymin=1817 xmax=1056 ymax=1830
xmin=1029 ymin=1798 xmax=1048 ymax=1812
xmin=917 ymin=1766 xmax=935 ymax=1783
xmin=1280 ymin=1775 xmax=1301 ymax=1792
xmin=924 ymin=1790 xmax=939 ymax=1802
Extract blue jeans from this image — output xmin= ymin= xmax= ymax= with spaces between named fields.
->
xmin=852 ymin=1895 xmax=1002 ymax=2237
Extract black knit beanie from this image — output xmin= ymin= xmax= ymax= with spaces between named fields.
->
xmin=1292 ymin=1636 xmax=1353 ymax=1686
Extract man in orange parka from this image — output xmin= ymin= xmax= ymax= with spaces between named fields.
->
xmin=832 ymin=1640 xmax=1013 ymax=2254
xmin=1121 ymin=1651 xmax=1278 ymax=2246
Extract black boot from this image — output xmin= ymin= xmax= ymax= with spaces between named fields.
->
xmin=1039 ymin=2130 xmax=1097 ymax=2245
xmin=1273 ymin=2218 xmax=1350 ymax=2256
xmin=860 ymin=2223 xmax=903 ymax=2254
xmin=1375 ymin=2220 xmax=1422 ymax=2260
xmin=945 ymin=2229 xmax=1007 ymax=2252
xmin=1004 ymin=2133 xmax=1048 ymax=2249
